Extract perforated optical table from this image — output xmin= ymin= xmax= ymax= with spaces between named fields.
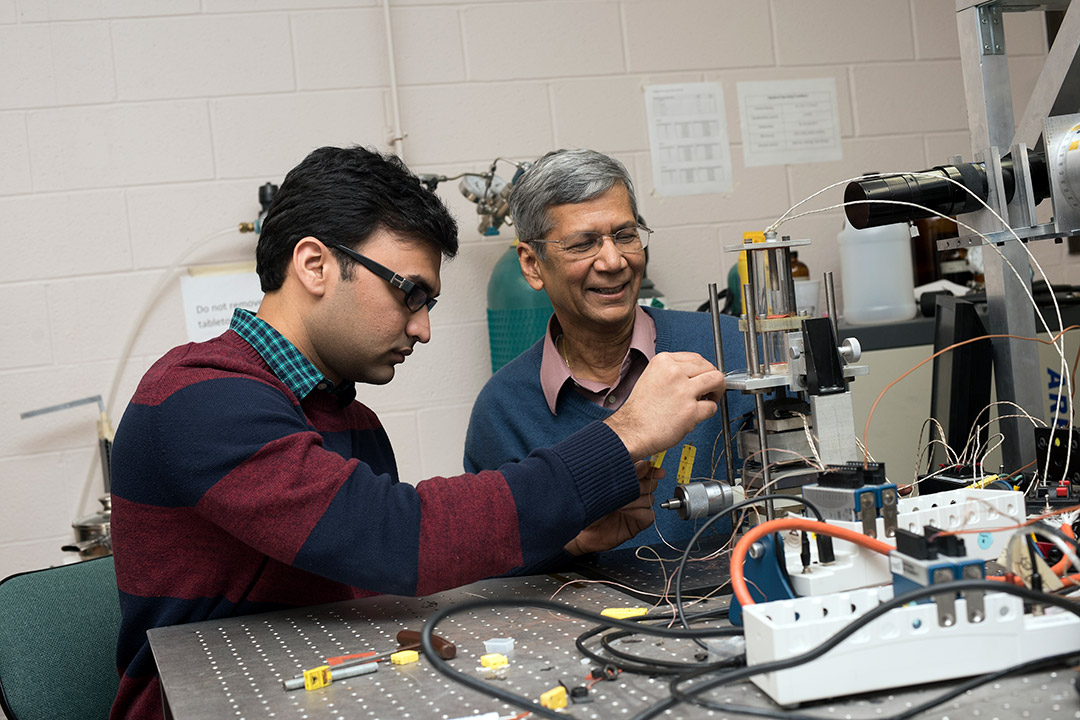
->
xmin=147 ymin=575 xmax=1078 ymax=719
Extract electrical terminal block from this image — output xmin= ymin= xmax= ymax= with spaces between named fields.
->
xmin=785 ymin=487 xmax=1023 ymax=598
xmin=801 ymin=462 xmax=897 ymax=538
xmin=743 ymin=584 xmax=1080 ymax=707
xmin=889 ymin=524 xmax=986 ymax=627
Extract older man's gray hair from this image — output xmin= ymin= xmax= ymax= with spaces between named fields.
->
xmin=509 ymin=149 xmax=639 ymax=260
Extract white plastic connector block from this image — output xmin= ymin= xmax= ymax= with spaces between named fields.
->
xmin=743 ymin=585 xmax=1080 ymax=706
xmin=786 ymin=488 xmax=1024 ymax=596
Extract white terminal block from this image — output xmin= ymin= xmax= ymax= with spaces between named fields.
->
xmin=785 ymin=488 xmax=1024 ymax=596
xmin=743 ymin=585 xmax=1080 ymax=706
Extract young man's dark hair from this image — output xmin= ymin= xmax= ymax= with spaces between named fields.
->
xmin=255 ymin=145 xmax=459 ymax=292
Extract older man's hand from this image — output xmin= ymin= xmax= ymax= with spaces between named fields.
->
xmin=564 ymin=459 xmax=662 ymax=556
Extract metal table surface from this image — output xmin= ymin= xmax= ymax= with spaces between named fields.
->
xmin=148 ymin=575 xmax=1080 ymax=720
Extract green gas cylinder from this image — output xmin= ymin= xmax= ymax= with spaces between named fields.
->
xmin=487 ymin=241 xmax=553 ymax=373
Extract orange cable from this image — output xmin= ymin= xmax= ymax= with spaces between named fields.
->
xmin=1051 ymin=523 xmax=1076 ymax=576
xmin=730 ymin=518 xmax=894 ymax=607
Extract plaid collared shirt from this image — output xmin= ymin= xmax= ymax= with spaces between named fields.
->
xmin=229 ymin=308 xmax=355 ymax=403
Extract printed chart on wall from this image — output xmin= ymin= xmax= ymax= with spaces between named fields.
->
xmin=737 ymin=78 xmax=842 ymax=167
xmin=644 ymin=82 xmax=733 ymax=197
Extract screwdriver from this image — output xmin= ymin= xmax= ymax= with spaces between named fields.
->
xmin=330 ymin=629 xmax=456 ymax=670
xmin=282 ymin=629 xmax=456 ymax=691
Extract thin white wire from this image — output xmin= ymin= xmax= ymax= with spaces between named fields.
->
xmin=960 ymin=405 xmax=1047 ymax=466
xmin=913 ymin=416 xmax=961 ymax=484
xmin=771 ymin=168 xmax=1074 ymax=467
xmin=775 ymin=196 xmax=1072 ymax=487
xmin=77 ymin=226 xmax=242 ymax=518
xmin=769 ymin=169 xmax=1073 ymax=452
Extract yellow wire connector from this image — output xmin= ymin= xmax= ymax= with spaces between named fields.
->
xmin=540 ymin=685 xmax=568 ymax=709
xmin=303 ymin=665 xmax=332 ymax=690
xmin=390 ymin=650 xmax=419 ymax=665
xmin=650 ymin=450 xmax=667 ymax=469
xmin=480 ymin=653 xmax=508 ymax=669
xmin=601 ymin=607 xmax=648 ymax=620
xmin=677 ymin=444 xmax=697 ymax=485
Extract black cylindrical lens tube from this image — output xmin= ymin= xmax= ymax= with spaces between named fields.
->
xmin=843 ymin=153 xmax=1048 ymax=229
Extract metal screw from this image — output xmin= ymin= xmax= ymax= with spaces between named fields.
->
xmin=749 ymin=541 xmax=766 ymax=560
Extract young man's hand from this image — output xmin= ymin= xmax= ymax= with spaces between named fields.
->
xmin=565 ymin=460 xmax=663 ymax=555
xmin=603 ymin=352 xmax=725 ymax=461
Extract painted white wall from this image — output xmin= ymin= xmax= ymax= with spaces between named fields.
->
xmin=0 ymin=0 xmax=1060 ymax=581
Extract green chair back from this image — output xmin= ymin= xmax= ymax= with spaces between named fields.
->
xmin=0 ymin=556 xmax=121 ymax=720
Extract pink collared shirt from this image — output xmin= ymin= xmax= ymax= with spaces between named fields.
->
xmin=539 ymin=305 xmax=657 ymax=414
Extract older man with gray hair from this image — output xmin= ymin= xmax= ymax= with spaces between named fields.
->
xmin=465 ymin=148 xmax=753 ymax=556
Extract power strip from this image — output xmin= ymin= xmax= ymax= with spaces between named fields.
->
xmin=742 ymin=585 xmax=1080 ymax=706
xmin=784 ymin=488 xmax=1025 ymax=596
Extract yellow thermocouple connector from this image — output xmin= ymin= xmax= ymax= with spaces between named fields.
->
xmin=677 ymin=444 xmax=697 ymax=484
xmin=303 ymin=665 xmax=332 ymax=690
xmin=601 ymin=607 xmax=648 ymax=620
xmin=390 ymin=650 xmax=418 ymax=665
xmin=480 ymin=653 xmax=508 ymax=669
xmin=541 ymin=685 xmax=568 ymax=709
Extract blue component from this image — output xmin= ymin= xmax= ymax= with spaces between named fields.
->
xmin=890 ymin=554 xmax=986 ymax=603
xmin=730 ymin=533 xmax=797 ymax=626
xmin=868 ymin=483 xmax=897 ymax=513
xmin=484 ymin=227 xmax=501 ymax=236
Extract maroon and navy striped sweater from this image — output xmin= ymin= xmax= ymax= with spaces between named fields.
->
xmin=108 ymin=330 xmax=638 ymax=720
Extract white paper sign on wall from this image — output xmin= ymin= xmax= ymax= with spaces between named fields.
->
xmin=180 ymin=263 xmax=263 ymax=342
xmin=644 ymin=82 xmax=733 ymax=197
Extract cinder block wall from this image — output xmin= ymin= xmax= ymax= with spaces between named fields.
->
xmin=0 ymin=0 xmax=1055 ymax=579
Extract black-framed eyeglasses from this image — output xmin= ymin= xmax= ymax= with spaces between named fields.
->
xmin=526 ymin=225 xmax=652 ymax=259
xmin=329 ymin=243 xmax=437 ymax=313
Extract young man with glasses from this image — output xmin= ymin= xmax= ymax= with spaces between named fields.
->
xmin=465 ymin=149 xmax=753 ymax=554
xmin=108 ymin=145 xmax=728 ymax=720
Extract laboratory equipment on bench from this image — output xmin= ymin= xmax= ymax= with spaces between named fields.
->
xmin=841 ymin=0 xmax=1080 ymax=473
xmin=721 ymin=235 xmax=868 ymax=518
xmin=661 ymin=233 xmax=870 ymax=524
xmin=20 ymin=395 xmax=115 ymax=559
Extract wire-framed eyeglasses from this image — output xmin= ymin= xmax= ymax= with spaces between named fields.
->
xmin=329 ymin=243 xmax=437 ymax=313
xmin=526 ymin=225 xmax=652 ymax=259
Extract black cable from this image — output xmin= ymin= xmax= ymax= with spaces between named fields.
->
xmin=674 ymin=493 xmax=826 ymax=650
xmin=662 ymin=649 xmax=1080 ymax=720
xmin=419 ymin=597 xmax=749 ymax=720
xmin=629 ymin=578 xmax=1080 ymax=720
xmin=1030 ymin=520 xmax=1080 ymax=573
xmin=573 ymin=605 xmax=741 ymax=676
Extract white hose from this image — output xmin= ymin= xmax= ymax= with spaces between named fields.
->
xmin=76 ymin=226 xmax=241 ymax=518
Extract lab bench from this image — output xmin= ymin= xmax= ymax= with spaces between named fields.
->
xmin=147 ymin=574 xmax=1076 ymax=720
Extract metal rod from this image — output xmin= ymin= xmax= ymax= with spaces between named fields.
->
xmin=20 ymin=395 xmax=103 ymax=420
xmin=745 ymin=253 xmax=767 ymax=375
xmin=780 ymin=245 xmax=798 ymax=314
xmin=824 ymin=271 xmax=840 ymax=346
xmin=743 ymin=284 xmax=762 ymax=378
xmin=744 ymin=284 xmax=775 ymax=520
xmin=708 ymin=282 xmax=737 ymax=485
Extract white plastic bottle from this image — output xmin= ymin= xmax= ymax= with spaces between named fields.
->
xmin=837 ymin=217 xmax=917 ymax=325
